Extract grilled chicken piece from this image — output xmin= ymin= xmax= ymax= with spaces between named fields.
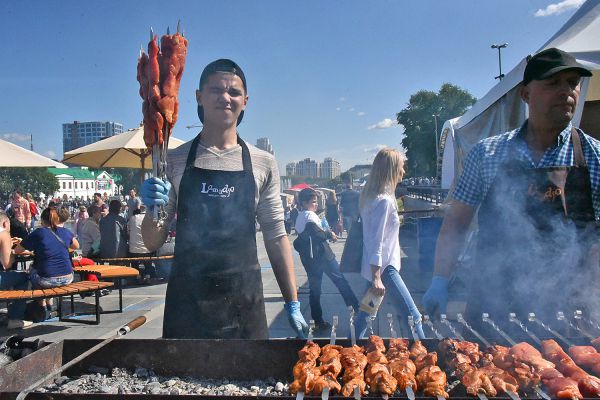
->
xmin=591 ymin=337 xmax=600 ymax=353
xmin=415 ymin=352 xmax=438 ymax=371
xmin=542 ymin=339 xmax=600 ymax=397
xmin=318 ymin=344 xmax=343 ymax=376
xmin=479 ymin=364 xmax=519 ymax=393
xmin=389 ymin=358 xmax=418 ymax=390
xmin=569 ymin=345 xmax=600 ymax=376
xmin=341 ymin=377 xmax=367 ymax=397
xmin=309 ymin=372 xmax=341 ymax=395
xmin=543 ymin=376 xmax=582 ymax=399
xmin=290 ymin=342 xmax=321 ymax=394
xmin=367 ymin=349 xmax=388 ymax=365
xmin=364 ymin=336 xmax=398 ymax=395
xmin=461 ymin=368 xmax=498 ymax=397
xmin=510 ymin=342 xmax=556 ymax=372
xmin=416 ymin=365 xmax=449 ymax=398
xmin=366 ymin=335 xmax=386 ymax=353
xmin=410 ymin=340 xmax=428 ymax=359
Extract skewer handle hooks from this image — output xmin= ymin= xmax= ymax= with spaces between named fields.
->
xmin=348 ymin=306 xmax=357 ymax=345
xmin=307 ymin=320 xmax=315 ymax=341
xmin=387 ymin=313 xmax=397 ymax=338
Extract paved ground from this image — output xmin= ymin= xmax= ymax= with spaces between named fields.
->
xmin=1 ymin=198 xmax=467 ymax=343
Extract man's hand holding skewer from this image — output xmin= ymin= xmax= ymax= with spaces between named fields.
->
xmin=141 ymin=177 xmax=171 ymax=211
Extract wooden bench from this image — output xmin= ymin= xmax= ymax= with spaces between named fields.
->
xmin=73 ymin=265 xmax=139 ymax=313
xmin=0 ymin=281 xmax=114 ymax=325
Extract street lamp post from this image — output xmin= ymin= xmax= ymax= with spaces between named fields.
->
xmin=491 ymin=43 xmax=508 ymax=80
xmin=433 ymin=114 xmax=439 ymax=174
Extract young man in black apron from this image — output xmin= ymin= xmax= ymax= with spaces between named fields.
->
xmin=423 ymin=48 xmax=600 ymax=332
xmin=141 ymin=59 xmax=308 ymax=339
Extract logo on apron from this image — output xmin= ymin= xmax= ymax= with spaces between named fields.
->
xmin=200 ymin=183 xmax=235 ymax=198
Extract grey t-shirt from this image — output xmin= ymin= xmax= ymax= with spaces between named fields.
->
xmin=99 ymin=213 xmax=128 ymax=258
xmin=127 ymin=196 xmax=141 ymax=219
xmin=142 ymin=137 xmax=286 ymax=251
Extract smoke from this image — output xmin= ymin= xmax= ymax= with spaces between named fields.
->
xmin=468 ymin=167 xmax=600 ymax=334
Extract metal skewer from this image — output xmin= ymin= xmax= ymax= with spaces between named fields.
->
xmin=423 ymin=315 xmax=444 ymax=340
xmin=482 ymin=313 xmax=518 ymax=346
xmin=508 ymin=313 xmax=542 ymax=345
xmin=408 ymin=315 xmax=420 ymax=342
xmin=557 ymin=311 xmax=595 ymax=340
xmin=440 ymin=314 xmax=465 ymax=340
xmin=528 ymin=313 xmax=574 ymax=347
xmin=321 ymin=316 xmax=338 ymax=400
xmin=348 ymin=307 xmax=361 ymax=400
xmin=388 ymin=313 xmax=415 ymax=400
xmin=574 ymin=309 xmax=600 ymax=333
xmin=295 ymin=320 xmax=316 ymax=400
xmin=457 ymin=313 xmax=491 ymax=347
xmin=573 ymin=310 xmax=599 ymax=339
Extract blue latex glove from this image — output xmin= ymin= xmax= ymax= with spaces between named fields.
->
xmin=284 ymin=301 xmax=309 ymax=339
xmin=422 ymin=276 xmax=449 ymax=316
xmin=140 ymin=177 xmax=171 ymax=210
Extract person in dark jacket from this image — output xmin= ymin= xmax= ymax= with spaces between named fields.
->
xmin=99 ymin=200 xmax=128 ymax=258
xmin=293 ymin=188 xmax=358 ymax=331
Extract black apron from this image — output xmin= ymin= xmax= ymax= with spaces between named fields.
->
xmin=465 ymin=127 xmax=600 ymax=335
xmin=162 ymin=135 xmax=269 ymax=339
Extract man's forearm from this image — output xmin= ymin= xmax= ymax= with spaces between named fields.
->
xmin=264 ymin=235 xmax=298 ymax=302
xmin=433 ymin=202 xmax=475 ymax=278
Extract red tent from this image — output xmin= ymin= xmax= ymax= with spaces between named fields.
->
xmin=289 ymin=183 xmax=311 ymax=190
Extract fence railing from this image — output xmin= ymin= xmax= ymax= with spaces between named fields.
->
xmin=406 ymin=187 xmax=449 ymax=205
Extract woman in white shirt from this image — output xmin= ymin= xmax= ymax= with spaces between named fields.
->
xmin=294 ymin=188 xmax=359 ymax=331
xmin=355 ymin=148 xmax=425 ymax=338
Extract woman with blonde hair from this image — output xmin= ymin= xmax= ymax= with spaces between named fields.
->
xmin=354 ymin=148 xmax=425 ymax=338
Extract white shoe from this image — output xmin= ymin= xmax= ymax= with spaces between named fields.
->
xmin=7 ymin=319 xmax=34 ymax=330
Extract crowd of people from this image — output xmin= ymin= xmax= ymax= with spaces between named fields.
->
xmin=1 ymin=47 xmax=595 ymax=340
xmin=0 ymin=188 xmax=166 ymax=329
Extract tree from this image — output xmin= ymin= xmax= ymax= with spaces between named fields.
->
xmin=397 ymin=83 xmax=476 ymax=178
xmin=0 ymin=168 xmax=59 ymax=202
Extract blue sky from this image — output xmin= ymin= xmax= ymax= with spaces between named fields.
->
xmin=0 ymin=0 xmax=584 ymax=172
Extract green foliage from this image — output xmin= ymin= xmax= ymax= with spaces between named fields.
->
xmin=397 ymin=83 xmax=476 ymax=177
xmin=106 ymin=168 xmax=145 ymax=191
xmin=0 ymin=168 xmax=59 ymax=202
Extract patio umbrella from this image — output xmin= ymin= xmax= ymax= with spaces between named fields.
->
xmin=62 ymin=125 xmax=185 ymax=169
xmin=0 ymin=139 xmax=67 ymax=167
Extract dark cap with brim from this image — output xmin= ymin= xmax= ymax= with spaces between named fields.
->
xmin=523 ymin=47 xmax=592 ymax=85
xmin=197 ymin=59 xmax=247 ymax=126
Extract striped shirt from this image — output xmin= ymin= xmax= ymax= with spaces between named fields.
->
xmin=452 ymin=121 xmax=600 ymax=218
xmin=142 ymin=135 xmax=285 ymax=251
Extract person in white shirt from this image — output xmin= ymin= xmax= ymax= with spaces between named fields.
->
xmin=354 ymin=148 xmax=425 ymax=338
xmin=128 ymin=206 xmax=156 ymax=280
xmin=293 ymin=188 xmax=358 ymax=331
xmin=79 ymin=205 xmax=101 ymax=257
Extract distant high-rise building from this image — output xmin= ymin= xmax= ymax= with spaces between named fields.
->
xmin=296 ymin=158 xmax=320 ymax=178
xmin=321 ymin=157 xmax=341 ymax=179
xmin=256 ymin=137 xmax=274 ymax=154
xmin=62 ymin=121 xmax=124 ymax=154
xmin=286 ymin=162 xmax=297 ymax=176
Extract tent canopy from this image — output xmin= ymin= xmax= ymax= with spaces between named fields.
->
xmin=0 ymin=139 xmax=67 ymax=168
xmin=441 ymin=0 xmax=600 ymax=189
xmin=62 ymin=125 xmax=185 ymax=169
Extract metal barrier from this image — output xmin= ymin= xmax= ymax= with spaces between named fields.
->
xmin=406 ymin=187 xmax=449 ymax=204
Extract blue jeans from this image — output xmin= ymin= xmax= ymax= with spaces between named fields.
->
xmin=30 ymin=271 xmax=73 ymax=289
xmin=355 ymin=266 xmax=425 ymax=339
xmin=0 ymin=271 xmax=29 ymax=319
xmin=303 ymin=257 xmax=359 ymax=324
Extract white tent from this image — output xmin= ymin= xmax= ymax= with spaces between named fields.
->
xmin=441 ymin=0 xmax=600 ymax=190
xmin=0 ymin=139 xmax=67 ymax=168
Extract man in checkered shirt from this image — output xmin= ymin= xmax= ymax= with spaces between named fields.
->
xmin=422 ymin=48 xmax=600 ymax=327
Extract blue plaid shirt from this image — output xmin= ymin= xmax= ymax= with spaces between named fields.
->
xmin=452 ymin=121 xmax=600 ymax=219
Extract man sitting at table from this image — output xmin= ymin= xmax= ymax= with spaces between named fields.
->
xmin=0 ymin=211 xmax=32 ymax=329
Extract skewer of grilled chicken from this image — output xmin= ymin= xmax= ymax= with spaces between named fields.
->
xmin=364 ymin=336 xmax=398 ymax=396
xmin=410 ymin=340 xmax=449 ymax=399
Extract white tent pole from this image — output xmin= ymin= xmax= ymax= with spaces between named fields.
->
xmin=573 ymin=76 xmax=591 ymax=127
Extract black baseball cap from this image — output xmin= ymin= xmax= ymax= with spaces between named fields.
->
xmin=197 ymin=59 xmax=247 ymax=126
xmin=523 ymin=47 xmax=592 ymax=85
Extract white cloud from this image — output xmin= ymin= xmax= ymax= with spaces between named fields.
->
xmin=367 ymin=118 xmax=398 ymax=130
xmin=339 ymin=97 xmax=347 ymax=102
xmin=348 ymin=107 xmax=355 ymax=112
xmin=534 ymin=0 xmax=584 ymax=17
xmin=45 ymin=150 xmax=57 ymax=158
xmin=363 ymin=144 xmax=388 ymax=154
xmin=2 ymin=132 xmax=30 ymax=142
xmin=335 ymin=107 xmax=341 ymax=111
xmin=357 ymin=112 xmax=366 ymax=117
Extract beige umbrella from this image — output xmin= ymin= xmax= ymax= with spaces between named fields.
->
xmin=62 ymin=125 xmax=185 ymax=169
xmin=0 ymin=139 xmax=67 ymax=167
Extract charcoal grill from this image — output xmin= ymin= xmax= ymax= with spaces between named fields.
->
xmin=1 ymin=311 xmax=599 ymax=400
